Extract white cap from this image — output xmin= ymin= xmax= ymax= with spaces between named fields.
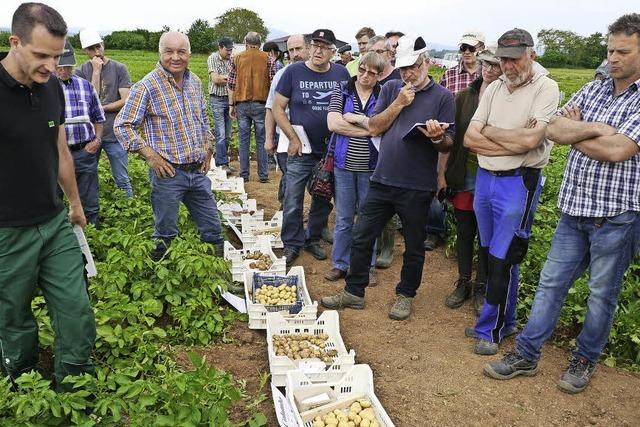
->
xmin=79 ymin=29 xmax=103 ymax=49
xmin=459 ymin=30 xmax=485 ymax=46
xmin=394 ymin=35 xmax=428 ymax=69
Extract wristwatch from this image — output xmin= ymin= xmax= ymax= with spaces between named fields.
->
xmin=431 ymin=136 xmax=443 ymax=144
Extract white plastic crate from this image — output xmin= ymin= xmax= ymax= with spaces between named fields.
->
xmin=217 ymin=198 xmax=264 ymax=226
xmin=206 ymin=167 xmax=228 ymax=182
xmin=286 ymin=364 xmax=395 ymax=427
xmin=211 ymin=176 xmax=245 ymax=196
xmin=228 ymin=211 xmax=283 ymax=249
xmin=266 ymin=310 xmax=356 ymax=387
xmin=244 ymin=266 xmax=317 ymax=330
xmin=224 ymin=236 xmax=286 ymax=282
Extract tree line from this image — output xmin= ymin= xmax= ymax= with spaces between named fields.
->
xmin=0 ymin=8 xmax=268 ymax=54
xmin=537 ymin=29 xmax=607 ymax=69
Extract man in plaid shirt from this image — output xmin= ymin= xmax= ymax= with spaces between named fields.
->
xmin=115 ymin=31 xmax=224 ymax=260
xmin=56 ymin=41 xmax=105 ymax=226
xmin=485 ymin=13 xmax=640 ymax=394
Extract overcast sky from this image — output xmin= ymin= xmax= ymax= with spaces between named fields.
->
xmin=3 ymin=0 xmax=635 ymax=47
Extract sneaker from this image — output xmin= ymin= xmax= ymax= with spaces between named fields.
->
xmin=389 ymin=294 xmax=413 ymax=320
xmin=320 ymin=290 xmax=365 ymax=310
xmin=368 ymin=268 xmax=377 ymax=287
xmin=473 ymin=281 xmax=486 ymax=316
xmin=465 ymin=326 xmax=518 ymax=339
xmin=474 ymin=339 xmax=499 ymax=355
xmin=283 ymin=247 xmax=299 ymax=267
xmin=444 ymin=278 xmax=472 ymax=308
xmin=321 ymin=226 xmax=333 ymax=244
xmin=303 ymin=241 xmax=327 ymax=260
xmin=423 ymin=233 xmax=442 ymax=251
xmin=484 ymin=351 xmax=539 ymax=380
xmin=324 ymin=268 xmax=346 ymax=281
xmin=558 ymin=356 xmax=596 ymax=394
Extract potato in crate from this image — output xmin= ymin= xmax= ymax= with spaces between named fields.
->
xmin=266 ymin=310 xmax=356 ymax=387
xmin=217 ymin=198 xmax=264 ymax=227
xmin=286 ymin=364 xmax=395 ymax=427
xmin=244 ymin=266 xmax=317 ymax=330
xmin=224 ymin=236 xmax=286 ymax=282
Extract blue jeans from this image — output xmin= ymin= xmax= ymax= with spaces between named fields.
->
xmin=235 ymin=101 xmax=268 ymax=180
xmin=516 ymin=211 xmax=640 ymax=364
xmin=210 ymin=95 xmax=232 ymax=166
xmin=425 ymin=197 xmax=446 ymax=235
xmin=149 ymin=169 xmax=223 ymax=244
xmin=281 ymin=154 xmax=333 ymax=251
xmin=332 ymin=167 xmax=373 ymax=271
xmin=474 ymin=168 xmax=543 ymax=343
xmin=72 ymin=148 xmax=100 ymax=226
xmin=276 ymin=151 xmax=288 ymax=205
xmin=100 ymin=140 xmax=133 ymax=197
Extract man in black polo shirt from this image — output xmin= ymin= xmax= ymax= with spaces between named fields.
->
xmin=0 ymin=3 xmax=96 ymax=391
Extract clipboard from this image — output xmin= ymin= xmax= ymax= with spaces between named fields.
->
xmin=277 ymin=124 xmax=312 ymax=154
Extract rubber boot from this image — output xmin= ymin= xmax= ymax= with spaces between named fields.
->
xmin=375 ymin=221 xmax=395 ymax=269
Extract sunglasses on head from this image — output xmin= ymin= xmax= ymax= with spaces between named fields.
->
xmin=460 ymin=44 xmax=477 ymax=53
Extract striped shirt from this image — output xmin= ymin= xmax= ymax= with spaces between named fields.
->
xmin=207 ymin=51 xmax=230 ymax=97
xmin=114 ymin=63 xmax=210 ymax=165
xmin=328 ymin=86 xmax=371 ymax=172
xmin=558 ymin=77 xmax=640 ymax=217
xmin=439 ymin=62 xmax=479 ymax=95
xmin=58 ymin=75 xmax=105 ymax=146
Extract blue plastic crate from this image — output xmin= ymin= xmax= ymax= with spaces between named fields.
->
xmin=252 ymin=273 xmax=302 ymax=314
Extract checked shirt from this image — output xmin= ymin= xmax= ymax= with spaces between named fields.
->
xmin=115 ymin=63 xmax=210 ymax=165
xmin=558 ymin=77 xmax=640 ymax=218
xmin=59 ymin=75 xmax=105 ymax=146
xmin=207 ymin=51 xmax=230 ymax=96
xmin=439 ymin=62 xmax=479 ymax=95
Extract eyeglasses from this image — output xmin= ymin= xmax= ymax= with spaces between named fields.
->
xmin=460 ymin=44 xmax=477 ymax=53
xmin=358 ymin=66 xmax=380 ymax=78
xmin=399 ymin=57 xmax=425 ymax=72
xmin=480 ymin=60 xmax=501 ymax=71
xmin=310 ymin=42 xmax=335 ymax=53
xmin=373 ymin=49 xmax=387 ymax=55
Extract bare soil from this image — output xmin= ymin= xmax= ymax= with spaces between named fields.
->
xmin=197 ymin=161 xmax=640 ymax=427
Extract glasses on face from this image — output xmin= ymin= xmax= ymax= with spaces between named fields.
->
xmin=357 ymin=66 xmax=379 ymax=78
xmin=460 ymin=44 xmax=477 ymax=53
xmin=373 ymin=49 xmax=387 ymax=55
xmin=310 ymin=42 xmax=335 ymax=53
xmin=480 ymin=60 xmax=501 ymax=71
xmin=399 ymin=57 xmax=424 ymax=72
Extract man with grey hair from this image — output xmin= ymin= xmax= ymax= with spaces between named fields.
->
xmin=115 ymin=31 xmax=224 ymax=260
xmin=227 ymin=31 xmax=277 ymax=183
xmin=463 ymin=28 xmax=559 ymax=356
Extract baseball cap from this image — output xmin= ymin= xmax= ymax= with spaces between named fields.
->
xmin=79 ymin=29 xmax=103 ymax=49
xmin=218 ymin=37 xmax=233 ymax=49
xmin=496 ymin=28 xmax=534 ymax=58
xmin=337 ymin=44 xmax=352 ymax=54
xmin=477 ymin=44 xmax=498 ymax=63
xmin=459 ymin=30 xmax=485 ymax=46
xmin=58 ymin=40 xmax=76 ymax=67
xmin=394 ymin=35 xmax=428 ymax=68
xmin=311 ymin=29 xmax=337 ymax=46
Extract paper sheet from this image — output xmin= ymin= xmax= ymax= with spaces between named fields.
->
xmin=277 ymin=125 xmax=312 ymax=154
xmin=218 ymin=286 xmax=247 ymax=313
xmin=72 ymin=225 xmax=97 ymax=277
xmin=272 ymin=383 xmax=299 ymax=427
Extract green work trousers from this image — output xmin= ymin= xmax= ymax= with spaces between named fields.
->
xmin=0 ymin=210 xmax=96 ymax=391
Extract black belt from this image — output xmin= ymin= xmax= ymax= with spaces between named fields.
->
xmin=171 ymin=161 xmax=203 ymax=172
xmin=485 ymin=167 xmax=540 ymax=177
xmin=69 ymin=141 xmax=91 ymax=151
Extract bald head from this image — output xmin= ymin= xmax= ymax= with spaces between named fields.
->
xmin=287 ymin=33 xmax=309 ymax=62
xmin=159 ymin=31 xmax=190 ymax=53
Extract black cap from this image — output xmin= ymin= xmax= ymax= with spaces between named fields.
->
xmin=58 ymin=40 xmax=76 ymax=67
xmin=337 ymin=44 xmax=351 ymax=54
xmin=218 ymin=37 xmax=233 ymax=49
xmin=496 ymin=28 xmax=534 ymax=58
xmin=311 ymin=29 xmax=336 ymax=46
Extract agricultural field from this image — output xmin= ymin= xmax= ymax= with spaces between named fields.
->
xmin=2 ymin=47 xmax=639 ymax=425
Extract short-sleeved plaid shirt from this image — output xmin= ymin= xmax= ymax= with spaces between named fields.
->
xmin=207 ymin=51 xmax=230 ymax=96
xmin=114 ymin=64 xmax=210 ymax=165
xmin=558 ymin=77 xmax=640 ymax=217
xmin=59 ymin=75 xmax=105 ymax=146
xmin=439 ymin=62 xmax=479 ymax=95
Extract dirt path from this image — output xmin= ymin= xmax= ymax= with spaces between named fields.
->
xmin=202 ymin=161 xmax=640 ymax=427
